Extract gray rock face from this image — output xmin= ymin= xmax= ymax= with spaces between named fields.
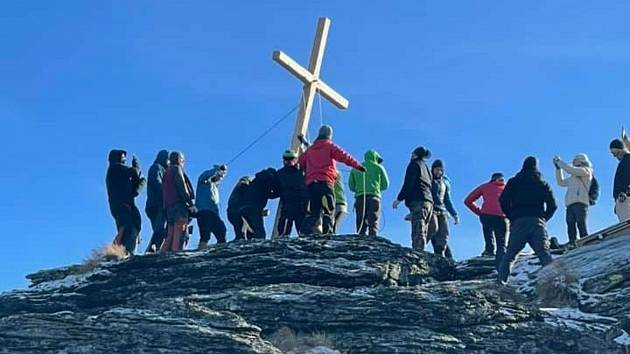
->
xmin=0 ymin=235 xmax=628 ymax=353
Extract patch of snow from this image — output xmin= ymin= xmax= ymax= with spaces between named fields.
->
xmin=614 ymin=331 xmax=630 ymax=346
xmin=541 ymin=307 xmax=617 ymax=332
xmin=32 ymin=269 xmax=112 ymax=291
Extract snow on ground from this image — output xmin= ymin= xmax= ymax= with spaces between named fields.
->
xmin=32 ymin=269 xmax=112 ymax=291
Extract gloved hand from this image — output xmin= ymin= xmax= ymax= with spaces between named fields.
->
xmin=356 ymin=165 xmax=367 ymax=173
xmin=132 ymin=155 xmax=140 ymax=169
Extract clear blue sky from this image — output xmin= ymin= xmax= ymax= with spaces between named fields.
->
xmin=1 ymin=1 xmax=628 ymax=292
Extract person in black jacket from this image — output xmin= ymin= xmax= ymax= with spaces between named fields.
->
xmin=497 ymin=156 xmax=557 ymax=284
xmin=276 ymin=150 xmax=308 ymax=237
xmin=240 ymin=168 xmax=281 ymax=240
xmin=105 ymin=149 xmax=146 ymax=255
xmin=610 ymin=139 xmax=630 ymax=222
xmin=393 ymin=146 xmax=434 ymax=251
xmin=227 ymin=176 xmax=251 ymax=241
xmin=145 ymin=150 xmax=169 ymax=253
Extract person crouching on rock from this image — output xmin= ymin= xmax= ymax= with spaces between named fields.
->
xmin=195 ymin=164 xmax=228 ymax=250
xmin=106 ymin=149 xmax=146 ymax=255
xmin=240 ymin=168 xmax=281 ymax=240
xmin=497 ymin=156 xmax=557 ymax=285
xmin=161 ymin=151 xmax=196 ymax=252
xmin=393 ymin=147 xmax=433 ymax=251
xmin=464 ymin=172 xmax=508 ymax=268
xmin=276 ymin=150 xmax=308 ymax=237
xmin=349 ymin=150 xmax=390 ymax=236
xmin=298 ymin=125 xmax=365 ymax=235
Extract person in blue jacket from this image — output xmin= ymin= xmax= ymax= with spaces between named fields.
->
xmin=429 ymin=160 xmax=459 ymax=258
xmin=195 ymin=164 xmax=228 ymax=249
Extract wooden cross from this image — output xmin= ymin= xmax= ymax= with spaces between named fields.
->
xmin=271 ymin=17 xmax=349 ymax=236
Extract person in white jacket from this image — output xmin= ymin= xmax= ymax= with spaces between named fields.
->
xmin=553 ymin=154 xmax=593 ymax=246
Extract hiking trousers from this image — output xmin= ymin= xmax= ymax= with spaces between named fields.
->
xmin=197 ymin=210 xmax=227 ymax=244
xmin=242 ymin=207 xmax=266 ymax=239
xmin=480 ymin=214 xmax=508 ymax=269
xmin=145 ymin=206 xmax=167 ymax=253
xmin=333 ymin=203 xmax=348 ymax=234
xmin=161 ymin=217 xmax=188 ymax=252
xmin=111 ymin=204 xmax=142 ymax=255
xmin=355 ymin=195 xmax=381 ymax=236
xmin=566 ymin=203 xmax=588 ymax=243
xmin=406 ymin=200 xmax=433 ymax=251
xmin=497 ymin=217 xmax=553 ymax=283
xmin=227 ymin=210 xmax=245 ymax=241
xmin=428 ymin=211 xmax=449 ymax=257
xmin=302 ymin=181 xmax=335 ymax=235
xmin=615 ymin=197 xmax=630 ymax=222
xmin=277 ymin=202 xmax=307 ymax=236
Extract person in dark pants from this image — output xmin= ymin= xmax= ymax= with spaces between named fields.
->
xmin=195 ymin=165 xmax=228 ymax=249
xmin=145 ymin=150 xmax=169 ymax=253
xmin=498 ymin=156 xmax=557 ymax=285
xmin=349 ymin=150 xmax=390 ymax=236
xmin=227 ymin=176 xmax=251 ymax=241
xmin=553 ymin=154 xmax=593 ymax=247
xmin=240 ymin=168 xmax=281 ymax=239
xmin=464 ymin=172 xmax=508 ymax=264
xmin=298 ymin=125 xmax=364 ymax=235
xmin=276 ymin=150 xmax=308 ymax=236
xmin=105 ymin=149 xmax=146 ymax=255
xmin=428 ymin=160 xmax=459 ymax=258
xmin=393 ymin=147 xmax=434 ymax=251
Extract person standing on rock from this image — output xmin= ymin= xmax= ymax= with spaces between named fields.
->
xmin=497 ymin=156 xmax=557 ymax=284
xmin=393 ymin=147 xmax=434 ymax=251
xmin=145 ymin=150 xmax=169 ymax=253
xmin=106 ymin=149 xmax=146 ymax=255
xmin=333 ymin=170 xmax=349 ymax=233
xmin=240 ymin=168 xmax=281 ymax=239
xmin=227 ymin=176 xmax=251 ymax=241
xmin=195 ymin=164 xmax=228 ymax=249
xmin=161 ymin=151 xmax=196 ymax=252
xmin=298 ymin=125 xmax=365 ymax=235
xmin=553 ymin=154 xmax=594 ymax=246
xmin=276 ymin=150 xmax=308 ymax=237
xmin=427 ymin=160 xmax=459 ymax=257
xmin=349 ymin=150 xmax=390 ymax=236
xmin=610 ymin=139 xmax=630 ymax=222
xmin=464 ymin=172 xmax=508 ymax=262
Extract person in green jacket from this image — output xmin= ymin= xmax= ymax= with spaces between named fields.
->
xmin=333 ymin=170 xmax=348 ymax=233
xmin=349 ymin=150 xmax=390 ymax=236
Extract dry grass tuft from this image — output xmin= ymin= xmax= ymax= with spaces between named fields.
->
xmin=269 ymin=327 xmax=337 ymax=353
xmin=80 ymin=244 xmax=128 ymax=273
xmin=535 ymin=259 xmax=580 ymax=307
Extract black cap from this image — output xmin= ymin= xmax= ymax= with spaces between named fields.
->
xmin=522 ymin=156 xmax=538 ymax=171
xmin=610 ymin=139 xmax=625 ymax=150
xmin=491 ymin=172 xmax=504 ymax=181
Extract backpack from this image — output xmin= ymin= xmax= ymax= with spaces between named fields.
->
xmin=588 ymin=176 xmax=600 ymax=206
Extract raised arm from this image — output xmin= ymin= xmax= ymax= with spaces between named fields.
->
xmin=555 ymin=168 xmax=569 ymax=187
xmin=558 ymin=160 xmax=590 ymax=177
xmin=331 ymin=143 xmax=362 ymax=170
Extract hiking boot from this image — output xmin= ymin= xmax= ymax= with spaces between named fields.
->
xmin=496 ymin=279 xmax=508 ymax=287
xmin=196 ymin=241 xmax=209 ymax=251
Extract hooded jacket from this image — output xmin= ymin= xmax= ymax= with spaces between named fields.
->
xmin=228 ymin=178 xmax=251 ymax=214
xmin=145 ymin=150 xmax=169 ymax=210
xmin=396 ymin=158 xmax=433 ymax=205
xmin=277 ymin=164 xmax=308 ymax=208
xmin=298 ymin=138 xmax=362 ymax=185
xmin=500 ymin=167 xmax=557 ymax=222
xmin=464 ymin=180 xmax=506 ymax=217
xmin=349 ymin=150 xmax=390 ymax=199
xmin=106 ymin=150 xmax=145 ymax=210
xmin=195 ymin=166 xmax=223 ymax=214
xmin=613 ymin=153 xmax=630 ymax=200
xmin=555 ymin=160 xmax=593 ymax=207
xmin=243 ymin=168 xmax=281 ymax=210
xmin=163 ymin=164 xmax=194 ymax=210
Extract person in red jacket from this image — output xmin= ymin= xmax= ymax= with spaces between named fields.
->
xmin=160 ymin=151 xmax=196 ymax=252
xmin=298 ymin=125 xmax=365 ymax=235
xmin=464 ymin=172 xmax=508 ymax=264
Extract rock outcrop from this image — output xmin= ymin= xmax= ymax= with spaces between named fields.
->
xmin=0 ymin=235 xmax=628 ymax=353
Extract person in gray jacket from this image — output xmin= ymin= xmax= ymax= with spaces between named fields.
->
xmin=498 ymin=156 xmax=557 ymax=285
xmin=145 ymin=150 xmax=169 ymax=253
xmin=553 ymin=154 xmax=593 ymax=246
xmin=195 ymin=164 xmax=228 ymax=249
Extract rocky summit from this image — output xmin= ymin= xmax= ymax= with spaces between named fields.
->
xmin=0 ymin=234 xmax=629 ymax=353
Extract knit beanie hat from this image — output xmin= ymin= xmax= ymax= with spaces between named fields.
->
xmin=282 ymin=150 xmax=297 ymax=160
xmin=522 ymin=156 xmax=538 ymax=171
xmin=413 ymin=146 xmax=432 ymax=160
xmin=610 ymin=139 xmax=624 ymax=150
xmin=491 ymin=172 xmax=504 ymax=182
xmin=431 ymin=159 xmax=444 ymax=169
xmin=318 ymin=125 xmax=333 ymax=140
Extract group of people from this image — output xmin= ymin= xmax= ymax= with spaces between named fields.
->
xmin=105 ymin=124 xmax=630 ymax=283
